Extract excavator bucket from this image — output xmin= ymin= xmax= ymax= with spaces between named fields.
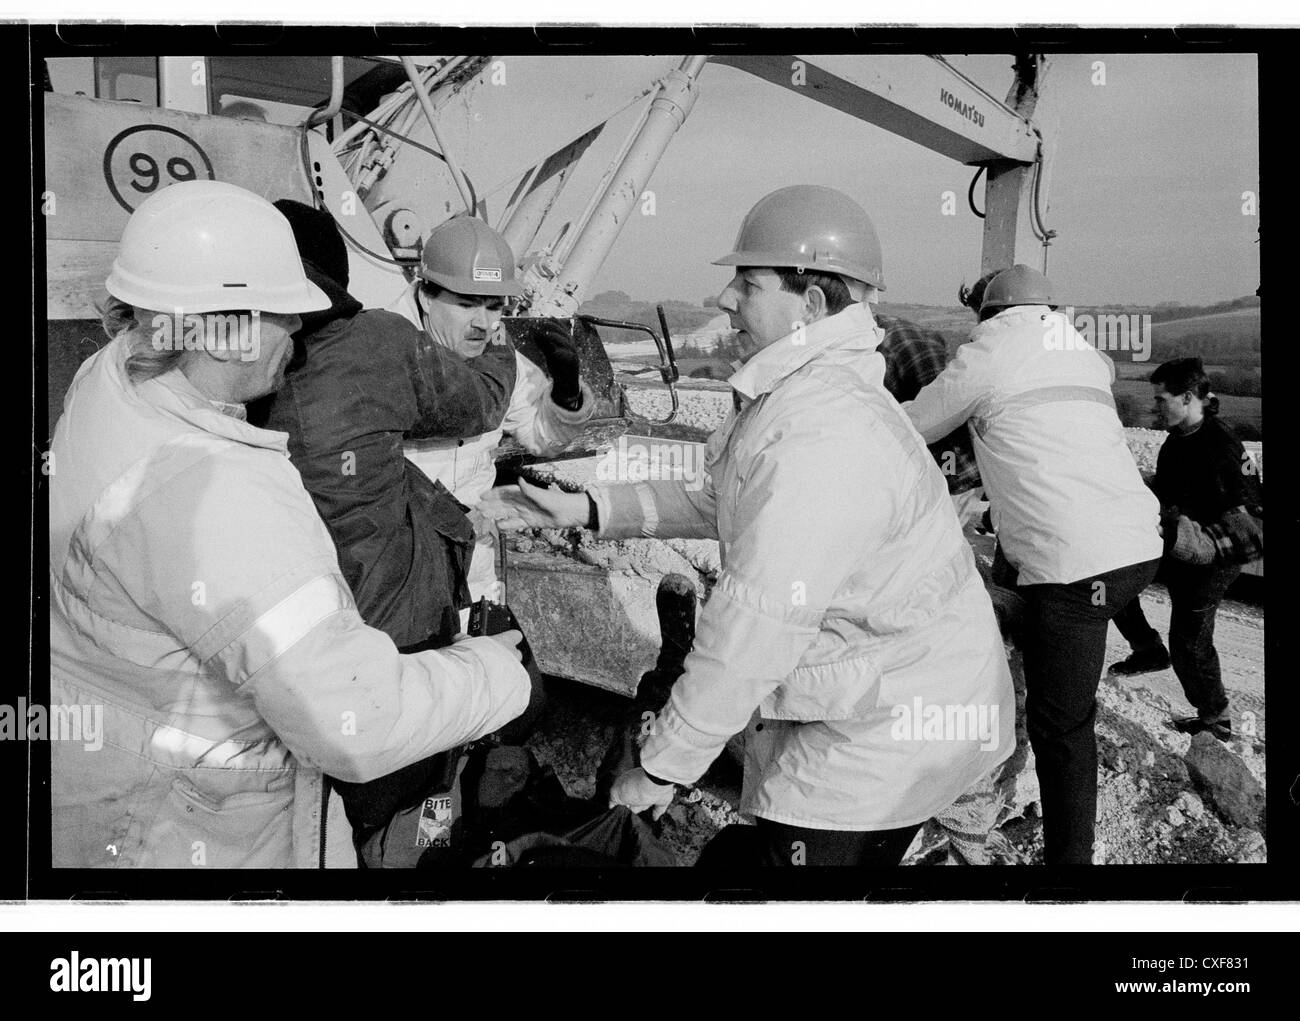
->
xmin=496 ymin=312 xmax=681 ymax=462
xmin=496 ymin=315 xmax=629 ymax=461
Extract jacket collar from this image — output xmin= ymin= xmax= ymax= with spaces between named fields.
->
xmin=977 ymin=304 xmax=1054 ymax=336
xmin=108 ymin=335 xmax=290 ymax=454
xmin=728 ymin=302 xmax=884 ymax=403
xmin=394 ymin=284 xmax=460 ymax=356
xmin=392 ymin=283 xmax=423 ymax=332
xmin=298 ymin=262 xmax=363 ymax=338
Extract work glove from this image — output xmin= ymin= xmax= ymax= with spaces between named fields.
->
xmin=608 ymin=765 xmax=675 ymax=821
xmin=531 ymin=320 xmax=583 ymax=411
xmin=479 ymin=478 xmax=592 ymax=531
xmin=1170 ymin=515 xmax=1217 ymax=566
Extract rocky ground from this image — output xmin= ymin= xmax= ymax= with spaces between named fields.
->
xmin=521 ymin=577 xmax=1266 ymax=868
xmin=623 ymin=380 xmax=731 ymax=435
xmin=514 ymin=384 xmax=1266 ymax=867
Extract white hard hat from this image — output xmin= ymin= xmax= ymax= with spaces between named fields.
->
xmin=105 ymin=180 xmax=330 ymax=316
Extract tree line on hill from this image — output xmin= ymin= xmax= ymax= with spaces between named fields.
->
xmin=578 ymin=291 xmax=720 ymax=337
xmin=580 ymin=290 xmax=1261 ymax=406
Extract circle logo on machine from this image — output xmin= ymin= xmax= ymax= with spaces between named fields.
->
xmin=103 ymin=125 xmax=216 ymax=213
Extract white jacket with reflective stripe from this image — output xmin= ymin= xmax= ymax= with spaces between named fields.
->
xmin=905 ymin=305 xmax=1162 ymax=585
xmin=389 ymin=286 xmax=594 ymax=509
xmin=48 ymin=336 xmax=530 ymax=868
xmin=589 ymin=304 xmax=1014 ymax=831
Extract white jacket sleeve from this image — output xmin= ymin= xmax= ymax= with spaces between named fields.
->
xmin=502 ymin=351 xmax=595 ymax=457
xmin=242 ymin=614 xmax=530 ymax=784
xmin=637 ymin=390 xmax=881 ymax=785
xmin=904 ymin=337 xmax=997 ymax=443
xmin=138 ymin=454 xmax=531 ymax=784
xmin=586 ymin=416 xmax=732 ymax=540
xmin=587 ymin=474 xmax=718 ymax=541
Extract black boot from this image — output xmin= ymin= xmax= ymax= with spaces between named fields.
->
xmin=1107 ymin=643 xmax=1171 ymax=676
xmin=1171 ymin=715 xmax=1232 ymax=741
xmin=594 ymin=574 xmax=697 ymax=802
xmin=627 ymin=573 xmax=698 ymax=716
xmin=644 ymin=573 xmax=697 ymax=703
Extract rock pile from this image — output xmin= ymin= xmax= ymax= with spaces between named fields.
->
xmin=514 ymin=391 xmax=1266 ymax=865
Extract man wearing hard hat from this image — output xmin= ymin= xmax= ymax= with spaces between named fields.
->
xmin=483 ymin=186 xmax=1014 ymax=866
xmin=48 ymin=180 xmax=531 ymax=868
xmin=906 ymin=265 xmax=1162 ymax=865
xmin=389 ymin=215 xmax=595 ymax=608
xmin=254 ymin=199 xmax=518 ymax=653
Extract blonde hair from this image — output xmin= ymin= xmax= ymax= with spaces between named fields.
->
xmin=97 ymin=294 xmax=136 ymax=340
xmin=120 ymin=308 xmax=185 ymax=385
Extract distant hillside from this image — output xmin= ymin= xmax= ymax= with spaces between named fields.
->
xmin=1111 ymin=294 xmax=1258 ymax=324
xmin=1146 ymin=306 xmax=1260 ymax=336
xmin=588 ymin=292 xmax=1259 ymax=331
xmin=583 ymin=292 xmax=1261 ymax=433
xmin=1070 ymin=301 xmax=1261 ymax=370
xmin=579 ymin=291 xmax=718 ymax=338
xmin=874 ymin=302 xmax=973 ymax=334
xmin=1147 ymin=307 xmax=1261 ymax=367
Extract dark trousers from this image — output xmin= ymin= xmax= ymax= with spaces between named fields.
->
xmin=1017 ymin=557 xmax=1160 ymax=865
xmin=696 ymin=819 xmax=923 ymax=867
xmin=1110 ymin=592 xmax=1163 ymax=651
xmin=1112 ymin=559 xmax=1240 ymax=721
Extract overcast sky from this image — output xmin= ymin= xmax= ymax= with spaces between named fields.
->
xmin=573 ymin=53 xmax=1259 ymax=309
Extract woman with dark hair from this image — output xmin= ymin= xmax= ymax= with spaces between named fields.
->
xmin=1107 ymin=358 xmax=1262 ymax=742
xmin=957 ymin=267 xmax=1005 ymax=317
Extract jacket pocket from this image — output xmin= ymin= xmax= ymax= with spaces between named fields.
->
xmin=761 ymin=652 xmax=885 ymax=722
xmin=131 ymin=772 xmax=295 ymax=869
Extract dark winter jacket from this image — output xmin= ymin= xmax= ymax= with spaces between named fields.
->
xmin=1152 ymin=414 xmax=1262 ymax=526
xmin=250 ymin=268 xmax=517 ymax=648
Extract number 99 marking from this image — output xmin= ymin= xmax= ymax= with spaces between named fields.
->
xmin=127 ymin=153 xmax=199 ymax=194
xmin=104 ymin=124 xmax=214 ymax=212
xmin=128 ymin=152 xmax=158 ymax=193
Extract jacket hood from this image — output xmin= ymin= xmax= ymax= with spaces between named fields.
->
xmin=298 ymin=261 xmax=363 ymax=337
xmin=271 ymin=198 xmax=362 ymax=336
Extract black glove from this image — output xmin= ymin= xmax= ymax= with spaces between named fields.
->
xmin=531 ymin=320 xmax=583 ymax=411
xmin=1158 ymin=503 xmax=1181 ymax=553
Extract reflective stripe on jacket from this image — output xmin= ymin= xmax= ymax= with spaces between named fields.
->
xmin=49 ymin=337 xmax=530 ymax=868
xmin=589 ymin=304 xmax=1014 ymax=831
xmin=905 ymin=305 xmax=1162 ymax=585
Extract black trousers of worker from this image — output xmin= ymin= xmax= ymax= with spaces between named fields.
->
xmin=1112 ymin=559 xmax=1241 ymax=722
xmin=1017 ymin=557 xmax=1160 ymax=865
xmin=696 ymin=819 xmax=924 ymax=867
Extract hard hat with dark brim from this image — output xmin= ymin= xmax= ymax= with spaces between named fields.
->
xmin=418 ymin=214 xmax=525 ymax=298
xmin=105 ymin=180 xmax=330 ymax=316
xmin=713 ymin=184 xmax=885 ymax=291
xmin=979 ymin=264 xmax=1058 ymax=313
